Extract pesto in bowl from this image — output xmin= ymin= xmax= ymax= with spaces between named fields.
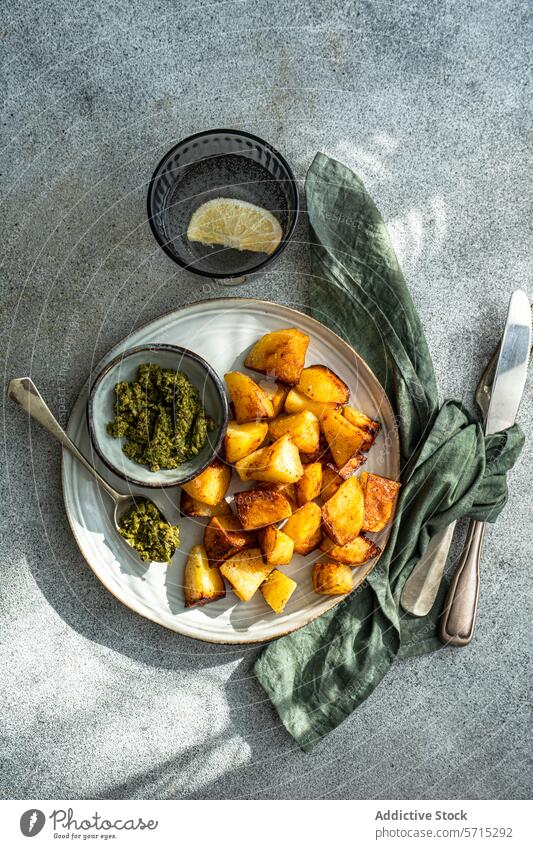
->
xmin=88 ymin=343 xmax=228 ymax=489
xmin=107 ymin=363 xmax=214 ymax=472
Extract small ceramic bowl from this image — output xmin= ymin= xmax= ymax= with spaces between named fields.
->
xmin=88 ymin=344 xmax=228 ymax=488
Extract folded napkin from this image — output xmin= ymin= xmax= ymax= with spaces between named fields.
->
xmin=255 ymin=153 xmax=524 ymax=751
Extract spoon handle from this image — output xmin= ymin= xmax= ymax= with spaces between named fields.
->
xmin=8 ymin=377 xmax=120 ymax=503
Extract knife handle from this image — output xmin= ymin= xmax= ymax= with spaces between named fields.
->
xmin=439 ymin=519 xmax=485 ymax=646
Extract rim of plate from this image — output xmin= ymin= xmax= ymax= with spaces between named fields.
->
xmin=61 ymin=297 xmax=400 ymax=644
xmin=87 ymin=343 xmax=228 ymax=488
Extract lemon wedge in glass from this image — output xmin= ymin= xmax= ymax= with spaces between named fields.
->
xmin=187 ymin=198 xmax=283 ymax=256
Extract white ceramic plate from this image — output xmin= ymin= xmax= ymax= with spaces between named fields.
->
xmin=62 ymin=298 xmax=399 ymax=644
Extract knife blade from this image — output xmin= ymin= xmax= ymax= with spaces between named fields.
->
xmin=439 ymin=289 xmax=531 ymax=645
xmin=484 ymin=290 xmax=531 ymax=432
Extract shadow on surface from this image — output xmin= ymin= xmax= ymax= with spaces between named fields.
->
xmin=100 ymin=654 xmax=306 ymax=800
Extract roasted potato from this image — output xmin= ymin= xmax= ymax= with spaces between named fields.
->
xmin=260 ymin=481 xmax=298 ymax=512
xmin=334 ymin=451 xmax=367 ymax=480
xmin=268 ymin=410 xmax=320 ymax=453
xmin=261 ymin=569 xmax=297 ymax=613
xmin=320 ymin=407 xmax=366 ymax=469
xmin=299 ymin=441 xmax=332 ymax=465
xmin=234 ymin=434 xmax=303 ymax=484
xmin=284 ymin=387 xmax=340 ymax=420
xmin=220 ymin=548 xmax=273 ymax=602
xmin=312 ymin=560 xmax=353 ymax=595
xmin=258 ymin=379 xmax=290 ymax=417
xmin=296 ymin=461 xmax=322 ymax=505
xmin=343 ymin=406 xmax=381 ymax=451
xmin=320 ymin=464 xmax=344 ymax=501
xmin=180 ymin=490 xmax=232 ymax=518
xmin=183 ymin=544 xmax=226 ymax=607
xmin=234 ymin=486 xmax=293 ymax=530
xmin=181 ymin=459 xmax=231 ymax=506
xmin=177 ymin=326 xmax=393 ymax=612
xmin=296 ymin=364 xmax=350 ymax=405
xmin=258 ymin=525 xmax=294 ymax=566
xmin=282 ymin=501 xmax=323 ymax=555
xmin=224 ymin=420 xmax=269 ymax=463
xmin=360 ymin=472 xmax=401 ymax=532
xmin=342 ymin=406 xmax=380 ymax=431
xmin=244 ymin=328 xmax=310 ymax=385
xmin=224 ymin=371 xmax=274 ymax=423
xmin=321 ymin=475 xmax=364 ymax=545
xmin=320 ymin=533 xmax=381 ymax=565
xmin=204 ymin=515 xmax=257 ymax=566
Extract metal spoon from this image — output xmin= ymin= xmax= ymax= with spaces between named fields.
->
xmin=8 ymin=377 xmax=176 ymax=563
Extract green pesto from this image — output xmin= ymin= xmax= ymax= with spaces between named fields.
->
xmin=107 ymin=363 xmax=214 ymax=472
xmin=119 ymin=499 xmax=180 ymax=563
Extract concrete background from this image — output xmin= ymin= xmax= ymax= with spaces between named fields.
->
xmin=1 ymin=0 xmax=531 ymax=800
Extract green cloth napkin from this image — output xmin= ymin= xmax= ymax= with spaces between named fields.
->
xmin=254 ymin=153 xmax=525 ymax=751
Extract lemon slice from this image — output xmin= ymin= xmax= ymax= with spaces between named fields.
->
xmin=187 ymin=198 xmax=283 ymax=256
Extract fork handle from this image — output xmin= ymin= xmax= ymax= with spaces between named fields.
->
xmin=439 ymin=519 xmax=485 ymax=646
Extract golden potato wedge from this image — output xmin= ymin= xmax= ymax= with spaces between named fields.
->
xmin=224 ymin=371 xmax=274 ymax=423
xmin=223 ymin=420 xmax=269 ymax=464
xmin=299 ymin=442 xmax=331 ymax=465
xmin=220 ymin=548 xmax=273 ymax=602
xmin=282 ymin=501 xmax=323 ymax=555
xmin=181 ymin=459 xmax=231 ymax=506
xmin=234 ymin=434 xmax=303 ymax=484
xmin=258 ymin=379 xmax=290 ymax=417
xmin=296 ymin=461 xmax=323 ymax=505
xmin=320 ymin=533 xmax=381 ymax=565
xmin=259 ymin=481 xmax=298 ymax=512
xmin=258 ymin=525 xmax=294 ymax=566
xmin=320 ymin=464 xmax=344 ymax=500
xmin=234 ymin=487 xmax=293 ymax=530
xmin=268 ymin=410 xmax=320 ymax=453
xmin=312 ymin=560 xmax=353 ymax=595
xmin=179 ymin=490 xmax=232 ymax=518
xmin=338 ymin=423 xmax=376 ymax=453
xmin=183 ymin=544 xmax=226 ymax=607
xmin=244 ymin=328 xmax=310 ymax=385
xmin=360 ymin=472 xmax=401 ymax=532
xmin=296 ymin=364 xmax=350 ymax=405
xmin=334 ymin=451 xmax=367 ymax=480
xmin=204 ymin=515 xmax=257 ymax=566
xmin=284 ymin=387 xmax=340 ymax=420
xmin=343 ymin=406 xmax=381 ymax=451
xmin=261 ymin=569 xmax=297 ymax=613
xmin=321 ymin=475 xmax=364 ymax=545
xmin=320 ymin=407 xmax=366 ymax=468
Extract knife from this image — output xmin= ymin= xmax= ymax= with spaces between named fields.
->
xmin=439 ymin=289 xmax=531 ymax=646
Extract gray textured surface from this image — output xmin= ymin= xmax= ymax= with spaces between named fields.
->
xmin=1 ymin=0 xmax=531 ymax=800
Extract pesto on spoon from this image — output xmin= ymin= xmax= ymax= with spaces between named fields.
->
xmin=118 ymin=499 xmax=180 ymax=563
